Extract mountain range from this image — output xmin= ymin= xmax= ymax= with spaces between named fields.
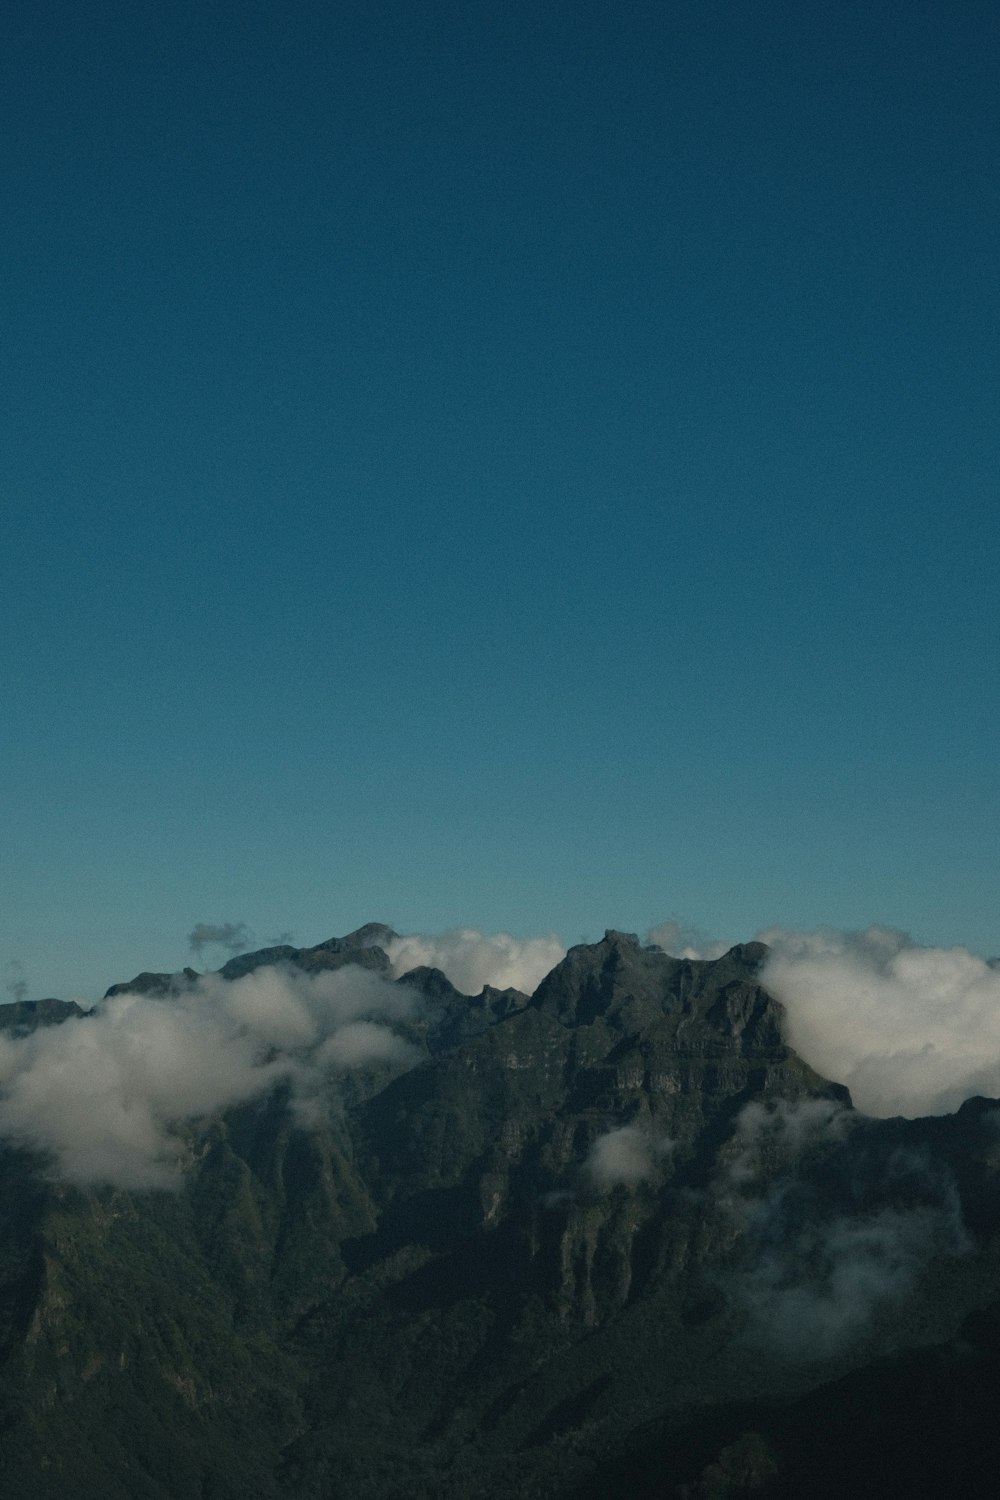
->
xmin=1 ymin=925 xmax=999 ymax=1497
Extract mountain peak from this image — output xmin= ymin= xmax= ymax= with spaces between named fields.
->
xmin=326 ymin=922 xmax=400 ymax=951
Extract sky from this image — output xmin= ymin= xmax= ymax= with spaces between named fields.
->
xmin=2 ymin=0 xmax=998 ymax=1003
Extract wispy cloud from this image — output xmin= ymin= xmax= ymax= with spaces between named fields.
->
xmin=645 ymin=918 xmax=730 ymax=961
xmin=719 ymin=1099 xmax=968 ymax=1358
xmin=2 ymin=961 xmax=28 ymax=1004
xmin=188 ymin=921 xmax=255 ymax=959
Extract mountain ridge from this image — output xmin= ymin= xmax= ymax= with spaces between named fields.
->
xmin=0 ymin=924 xmax=997 ymax=1496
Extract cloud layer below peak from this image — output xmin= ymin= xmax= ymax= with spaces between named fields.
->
xmin=758 ymin=926 xmax=1000 ymax=1118
xmin=386 ymin=928 xmax=565 ymax=997
xmin=0 ymin=964 xmax=418 ymax=1189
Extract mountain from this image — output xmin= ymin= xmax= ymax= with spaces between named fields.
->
xmin=0 ymin=928 xmax=999 ymax=1496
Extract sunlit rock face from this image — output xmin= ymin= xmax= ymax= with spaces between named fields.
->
xmin=0 ymin=928 xmax=997 ymax=1499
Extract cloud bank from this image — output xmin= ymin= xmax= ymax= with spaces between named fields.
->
xmin=758 ymin=927 xmax=1000 ymax=1118
xmin=385 ymin=928 xmax=565 ymax=996
xmin=0 ymin=965 xmax=419 ymax=1190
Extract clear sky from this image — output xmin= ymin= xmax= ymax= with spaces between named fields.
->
xmin=3 ymin=0 xmax=998 ymax=1002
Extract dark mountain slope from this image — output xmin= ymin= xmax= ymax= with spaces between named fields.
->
xmin=0 ymin=929 xmax=998 ymax=1497
xmin=572 ymin=1296 xmax=1000 ymax=1499
xmin=0 ymin=997 xmax=88 ymax=1033
xmin=104 ymin=925 xmax=400 ymax=999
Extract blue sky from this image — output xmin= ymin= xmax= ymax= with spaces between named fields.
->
xmin=2 ymin=0 xmax=998 ymax=1001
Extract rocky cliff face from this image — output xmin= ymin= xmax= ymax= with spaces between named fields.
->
xmin=0 ymin=928 xmax=998 ymax=1498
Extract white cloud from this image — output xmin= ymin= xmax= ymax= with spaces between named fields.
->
xmin=317 ymin=1021 xmax=418 ymax=1070
xmin=583 ymin=1124 xmax=672 ymax=1191
xmin=758 ymin=927 xmax=1000 ymax=1117
xmin=385 ymin=928 xmax=565 ymax=996
xmin=645 ymin=919 xmax=730 ymax=961
xmin=0 ymin=964 xmax=420 ymax=1189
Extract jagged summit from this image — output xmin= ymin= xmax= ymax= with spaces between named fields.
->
xmin=721 ymin=937 xmax=769 ymax=966
xmin=603 ymin=928 xmax=642 ymax=946
xmin=219 ymin=928 xmax=394 ymax=981
xmin=105 ymin=926 xmax=401 ymax=996
xmin=96 ymin=926 xmax=833 ymax=1128
xmin=530 ymin=928 xmax=778 ymax=1039
xmin=336 ymin=922 xmax=400 ymax=949
xmin=98 ymin=927 xmax=773 ymax=1038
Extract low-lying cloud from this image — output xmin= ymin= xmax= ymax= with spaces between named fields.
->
xmin=8 ymin=915 xmax=999 ymax=1194
xmin=188 ymin=922 xmax=255 ymax=959
xmin=720 ymin=1099 xmax=968 ymax=1358
xmin=725 ymin=1097 xmax=856 ymax=1186
xmin=385 ymin=928 xmax=566 ymax=997
xmin=738 ymin=1203 xmax=961 ymax=1359
xmin=0 ymin=965 xmax=420 ymax=1190
xmin=759 ymin=927 xmax=1000 ymax=1118
xmin=584 ymin=1124 xmax=673 ymax=1191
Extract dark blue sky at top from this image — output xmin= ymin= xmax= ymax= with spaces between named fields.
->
xmin=2 ymin=0 xmax=998 ymax=998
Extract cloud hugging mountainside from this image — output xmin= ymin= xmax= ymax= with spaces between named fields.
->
xmin=1 ymin=923 xmax=1000 ymax=1499
xmin=6 ymin=919 xmax=999 ymax=1193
